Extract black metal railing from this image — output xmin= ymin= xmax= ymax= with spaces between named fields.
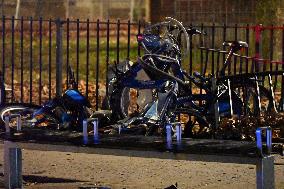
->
xmin=1 ymin=16 xmax=284 ymax=110
xmin=0 ymin=16 xmax=143 ymax=109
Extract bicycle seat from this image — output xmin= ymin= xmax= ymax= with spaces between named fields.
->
xmin=223 ymin=41 xmax=248 ymax=48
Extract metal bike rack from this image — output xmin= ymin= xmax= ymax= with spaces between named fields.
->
xmin=166 ymin=122 xmax=182 ymax=150
xmin=176 ymin=123 xmax=182 ymax=144
xmin=175 ymin=122 xmax=182 ymax=150
xmin=82 ymin=118 xmax=99 ymax=144
xmin=4 ymin=114 xmax=22 ymax=133
xmin=12 ymin=114 xmax=22 ymax=132
xmin=4 ymin=141 xmax=22 ymax=189
xmin=4 ymin=116 xmax=22 ymax=189
xmin=166 ymin=123 xmax=172 ymax=150
xmin=255 ymin=127 xmax=275 ymax=189
xmin=2 ymin=124 xmax=277 ymax=189
xmin=16 ymin=115 xmax=22 ymax=132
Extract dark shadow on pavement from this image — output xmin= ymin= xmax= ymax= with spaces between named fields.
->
xmin=78 ymin=187 xmax=111 ymax=189
xmin=23 ymin=175 xmax=86 ymax=184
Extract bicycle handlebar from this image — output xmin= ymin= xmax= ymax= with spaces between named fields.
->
xmin=165 ymin=17 xmax=190 ymax=57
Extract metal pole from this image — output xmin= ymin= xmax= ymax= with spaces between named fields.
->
xmin=1 ymin=16 xmax=5 ymax=104
xmin=4 ymin=141 xmax=22 ymax=189
xmin=93 ymin=118 xmax=99 ymax=144
xmin=96 ymin=20 xmax=100 ymax=111
xmin=176 ymin=122 xmax=182 ymax=150
xmin=56 ymin=18 xmax=63 ymax=98
xmin=83 ymin=119 xmax=88 ymax=144
xmin=20 ymin=16 xmax=23 ymax=103
xmin=166 ymin=123 xmax=172 ymax=150
xmin=176 ymin=123 xmax=182 ymax=144
xmin=16 ymin=116 xmax=21 ymax=131
xmin=5 ymin=116 xmax=10 ymax=134
xmin=83 ymin=118 xmax=99 ymax=145
xmin=211 ymin=76 xmax=219 ymax=132
xmin=255 ymin=127 xmax=275 ymax=189
xmin=256 ymin=156 xmax=275 ymax=189
xmin=280 ymin=25 xmax=284 ymax=111
xmin=4 ymin=115 xmax=22 ymax=188
xmin=29 ymin=17 xmax=33 ymax=104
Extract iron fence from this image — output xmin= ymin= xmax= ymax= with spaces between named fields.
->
xmin=0 ymin=16 xmax=143 ymax=110
xmin=1 ymin=16 xmax=284 ymax=109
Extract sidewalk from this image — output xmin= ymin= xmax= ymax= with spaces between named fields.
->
xmin=0 ymin=147 xmax=283 ymax=189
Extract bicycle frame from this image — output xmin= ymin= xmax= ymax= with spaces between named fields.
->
xmin=107 ymin=19 xmax=276 ymax=137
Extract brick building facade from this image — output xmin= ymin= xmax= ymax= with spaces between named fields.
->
xmin=1 ymin=0 xmax=283 ymax=24
xmin=150 ymin=0 xmax=284 ymax=24
xmin=0 ymin=0 xmax=147 ymax=21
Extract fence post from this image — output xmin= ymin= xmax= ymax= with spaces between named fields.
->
xmin=280 ymin=25 xmax=284 ymax=112
xmin=1 ymin=16 xmax=6 ymax=104
xmin=211 ymin=76 xmax=219 ymax=133
xmin=0 ymin=72 xmax=5 ymax=104
xmin=56 ymin=18 xmax=63 ymax=98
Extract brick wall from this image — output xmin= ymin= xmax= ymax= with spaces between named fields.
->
xmin=0 ymin=0 xmax=66 ymax=18
xmin=0 ymin=0 xmax=146 ymax=21
xmin=150 ymin=0 xmax=259 ymax=24
xmin=150 ymin=0 xmax=176 ymax=23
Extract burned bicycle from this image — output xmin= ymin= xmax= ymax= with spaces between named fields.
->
xmin=106 ymin=17 xmax=275 ymax=137
xmin=0 ymin=66 xmax=96 ymax=131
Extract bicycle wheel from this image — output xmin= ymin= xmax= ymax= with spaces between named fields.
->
xmin=0 ymin=104 xmax=40 ymax=130
xmin=111 ymin=86 xmax=155 ymax=120
xmin=110 ymin=68 xmax=156 ymax=121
